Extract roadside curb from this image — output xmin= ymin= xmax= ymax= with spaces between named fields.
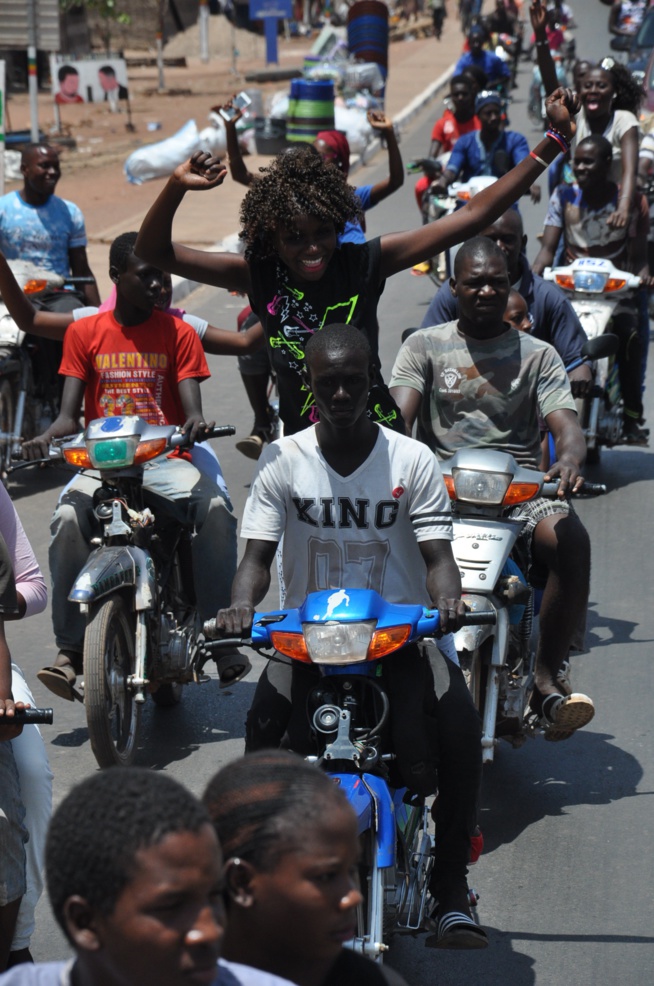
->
xmin=170 ymin=63 xmax=455 ymax=307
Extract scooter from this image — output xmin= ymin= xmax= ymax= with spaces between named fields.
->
xmin=0 ymin=261 xmax=95 ymax=483
xmin=441 ymin=447 xmax=604 ymax=763
xmin=19 ymin=415 xmax=235 ymax=768
xmin=543 ymin=257 xmax=640 ymax=462
xmin=204 ymin=591 xmax=493 ymax=961
xmin=406 ymin=165 xmax=496 ymax=284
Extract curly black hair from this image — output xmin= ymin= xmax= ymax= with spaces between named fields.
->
xmin=238 ymin=145 xmax=363 ymax=262
xmin=595 ymin=60 xmax=644 ymax=115
xmin=46 ymin=768 xmax=212 ymax=942
xmin=109 ymin=230 xmax=139 ymax=274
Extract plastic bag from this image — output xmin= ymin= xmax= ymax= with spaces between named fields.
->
xmin=124 ymin=120 xmax=200 ymax=185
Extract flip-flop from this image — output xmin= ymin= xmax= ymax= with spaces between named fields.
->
xmin=37 ymin=665 xmax=83 ymax=703
xmin=541 ymin=692 xmax=595 ymax=742
xmin=426 ymin=911 xmax=489 ymax=950
xmin=215 ymin=651 xmax=252 ymax=690
xmin=235 ymin=435 xmax=264 ymax=460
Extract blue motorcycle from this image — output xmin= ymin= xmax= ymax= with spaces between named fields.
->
xmin=204 ymin=588 xmax=492 ymax=961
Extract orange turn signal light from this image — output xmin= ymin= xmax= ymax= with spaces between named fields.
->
xmin=368 ymin=625 xmax=411 ymax=660
xmin=23 ymin=279 xmax=49 ymax=295
xmin=554 ymin=274 xmax=575 ymax=290
xmin=503 ymin=481 xmax=541 ymax=505
xmin=444 ymin=475 xmax=456 ymax=499
xmin=63 ymin=447 xmax=93 ymax=469
xmin=604 ymin=277 xmax=627 ymax=292
xmin=270 ymin=630 xmax=310 ymax=662
xmin=134 ymin=438 xmax=167 ymax=464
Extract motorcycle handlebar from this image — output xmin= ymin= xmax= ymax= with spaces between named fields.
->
xmin=9 ymin=708 xmax=54 ymax=724
xmin=542 ymin=480 xmax=607 ymax=498
xmin=202 ymin=607 xmax=498 ymax=644
xmin=461 ymin=611 xmax=496 ymax=626
xmin=203 ymin=425 xmax=236 ymax=439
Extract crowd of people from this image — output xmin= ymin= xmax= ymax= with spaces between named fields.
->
xmin=0 ymin=0 xmax=652 ymax=979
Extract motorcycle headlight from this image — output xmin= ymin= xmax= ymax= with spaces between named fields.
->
xmin=447 ymin=468 xmax=511 ymax=505
xmin=86 ymin=437 xmax=167 ymax=470
xmin=572 ymin=271 xmax=608 ymax=292
xmin=88 ymin=436 xmax=140 ymax=469
xmin=303 ymin=621 xmax=376 ymax=664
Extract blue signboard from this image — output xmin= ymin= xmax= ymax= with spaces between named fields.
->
xmin=249 ymin=0 xmax=292 ymax=18
xmin=249 ymin=0 xmax=291 ymax=64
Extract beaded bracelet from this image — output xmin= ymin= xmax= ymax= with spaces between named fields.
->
xmin=545 ymin=128 xmax=570 ymax=154
xmin=530 ymin=151 xmax=548 ymax=168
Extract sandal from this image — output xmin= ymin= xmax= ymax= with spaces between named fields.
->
xmin=541 ymin=692 xmax=595 ymax=742
xmin=215 ymin=650 xmax=252 ymax=690
xmin=426 ymin=911 xmax=489 ymax=950
xmin=235 ymin=434 xmax=264 ymax=460
xmin=37 ymin=663 xmax=83 ymax=703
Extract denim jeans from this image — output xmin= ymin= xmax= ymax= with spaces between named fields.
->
xmin=49 ymin=456 xmax=237 ymax=652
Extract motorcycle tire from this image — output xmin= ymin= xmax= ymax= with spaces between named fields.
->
xmin=84 ymin=594 xmax=141 ymax=768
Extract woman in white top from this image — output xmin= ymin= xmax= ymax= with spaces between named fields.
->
xmin=574 ymin=59 xmax=642 ymax=228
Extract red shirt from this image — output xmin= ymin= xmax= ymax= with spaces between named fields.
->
xmin=415 ymin=112 xmax=483 ymax=208
xmin=60 ymin=309 xmax=210 ymax=426
xmin=430 ymin=109 xmax=481 ymax=152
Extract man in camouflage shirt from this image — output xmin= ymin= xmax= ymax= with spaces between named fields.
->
xmin=390 ymin=236 xmax=595 ymax=742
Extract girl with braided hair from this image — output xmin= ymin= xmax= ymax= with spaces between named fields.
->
xmin=203 ymin=750 xmax=409 ymax=986
xmin=136 ymin=87 xmax=579 ymax=436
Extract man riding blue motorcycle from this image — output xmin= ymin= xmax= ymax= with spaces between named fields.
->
xmin=216 ymin=323 xmax=488 ymax=950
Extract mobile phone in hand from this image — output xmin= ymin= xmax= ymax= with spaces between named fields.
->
xmin=219 ymin=92 xmax=252 ymax=122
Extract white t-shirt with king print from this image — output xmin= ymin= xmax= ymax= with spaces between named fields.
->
xmin=241 ymin=424 xmax=453 ymax=609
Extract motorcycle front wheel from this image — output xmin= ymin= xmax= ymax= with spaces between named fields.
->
xmin=84 ymin=594 xmax=140 ymax=768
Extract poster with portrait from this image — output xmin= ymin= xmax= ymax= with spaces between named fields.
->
xmin=50 ymin=56 xmax=129 ymax=105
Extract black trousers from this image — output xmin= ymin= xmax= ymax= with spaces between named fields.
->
xmin=245 ymin=644 xmax=482 ymax=887
xmin=612 ymin=304 xmax=644 ymax=420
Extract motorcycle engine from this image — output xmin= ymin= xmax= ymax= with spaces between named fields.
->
xmin=158 ymin=612 xmax=196 ymax=673
xmin=600 ymin=405 xmax=624 ymax=447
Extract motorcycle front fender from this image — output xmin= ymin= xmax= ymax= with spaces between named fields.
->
xmin=69 ymin=545 xmax=156 ymax=610
xmin=333 ymin=773 xmax=396 ymax=869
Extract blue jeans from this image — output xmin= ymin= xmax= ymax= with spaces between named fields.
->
xmin=49 ymin=457 xmax=237 ymax=652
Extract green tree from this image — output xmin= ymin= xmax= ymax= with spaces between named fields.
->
xmin=60 ymin=0 xmax=132 ymax=54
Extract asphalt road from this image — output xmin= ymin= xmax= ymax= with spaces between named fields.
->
xmin=12 ymin=5 xmax=654 ymax=984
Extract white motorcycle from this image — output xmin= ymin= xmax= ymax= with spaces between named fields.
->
xmin=441 ymin=447 xmax=604 ymax=763
xmin=0 ymin=261 xmax=95 ymax=482
xmin=408 ymin=170 xmax=496 ymax=284
xmin=543 ymin=257 xmax=639 ymax=462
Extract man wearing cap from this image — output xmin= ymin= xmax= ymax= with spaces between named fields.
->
xmin=454 ymin=24 xmax=512 ymax=90
xmin=431 ymin=90 xmax=540 ymax=203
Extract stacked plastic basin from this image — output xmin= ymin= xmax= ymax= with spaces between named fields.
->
xmin=287 ymin=79 xmax=335 ymax=143
xmin=347 ymin=0 xmax=389 ymax=97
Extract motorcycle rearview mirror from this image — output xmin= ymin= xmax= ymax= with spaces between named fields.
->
xmin=581 ymin=333 xmax=619 ymax=361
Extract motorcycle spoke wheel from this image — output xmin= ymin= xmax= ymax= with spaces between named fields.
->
xmin=84 ymin=595 xmax=140 ymax=768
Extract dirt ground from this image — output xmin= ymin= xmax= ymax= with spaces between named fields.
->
xmin=4 ymin=22 xmax=314 ymax=233
xmin=2 ymin=13 xmax=452 ymax=294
